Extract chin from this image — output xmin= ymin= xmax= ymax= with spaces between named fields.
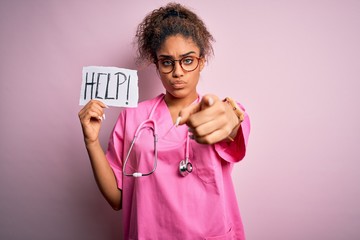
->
xmin=166 ymin=89 xmax=196 ymax=100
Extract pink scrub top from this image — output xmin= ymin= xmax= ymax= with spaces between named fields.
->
xmin=106 ymin=93 xmax=250 ymax=240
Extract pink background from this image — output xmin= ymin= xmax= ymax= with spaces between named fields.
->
xmin=1 ymin=0 xmax=359 ymax=239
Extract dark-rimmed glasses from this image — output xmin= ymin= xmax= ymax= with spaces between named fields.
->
xmin=156 ymin=56 xmax=202 ymax=74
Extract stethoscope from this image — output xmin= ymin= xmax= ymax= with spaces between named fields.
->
xmin=123 ymin=95 xmax=193 ymax=178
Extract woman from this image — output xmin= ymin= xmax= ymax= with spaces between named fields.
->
xmin=78 ymin=3 xmax=250 ymax=239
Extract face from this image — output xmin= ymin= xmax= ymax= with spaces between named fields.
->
xmin=156 ymin=35 xmax=205 ymax=102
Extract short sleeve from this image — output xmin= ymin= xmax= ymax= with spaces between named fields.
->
xmin=105 ymin=112 xmax=126 ymax=190
xmin=214 ymin=103 xmax=250 ymax=163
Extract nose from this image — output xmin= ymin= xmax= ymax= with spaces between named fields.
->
xmin=172 ymin=60 xmax=184 ymax=77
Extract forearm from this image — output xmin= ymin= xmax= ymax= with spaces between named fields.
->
xmin=86 ymin=140 xmax=122 ymax=210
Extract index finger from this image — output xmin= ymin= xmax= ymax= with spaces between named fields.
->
xmin=88 ymin=99 xmax=109 ymax=109
xmin=175 ymin=95 xmax=215 ymax=126
xmin=176 ymin=102 xmax=201 ymax=126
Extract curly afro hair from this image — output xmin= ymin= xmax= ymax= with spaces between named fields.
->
xmin=135 ymin=3 xmax=215 ymax=65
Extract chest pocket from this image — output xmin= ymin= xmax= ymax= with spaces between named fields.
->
xmin=191 ymin=143 xmax=218 ymax=184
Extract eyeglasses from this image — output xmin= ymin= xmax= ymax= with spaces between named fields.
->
xmin=156 ymin=56 xmax=202 ymax=74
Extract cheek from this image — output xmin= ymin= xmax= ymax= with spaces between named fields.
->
xmin=190 ymin=71 xmax=201 ymax=83
xmin=159 ymin=74 xmax=167 ymax=81
xmin=159 ymin=75 xmax=170 ymax=86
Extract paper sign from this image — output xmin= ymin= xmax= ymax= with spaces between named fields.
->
xmin=79 ymin=66 xmax=138 ymax=107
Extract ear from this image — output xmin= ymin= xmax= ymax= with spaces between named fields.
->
xmin=155 ymin=65 xmax=161 ymax=77
xmin=154 ymin=60 xmax=159 ymax=70
xmin=153 ymin=60 xmax=161 ymax=75
xmin=199 ymin=57 xmax=206 ymax=72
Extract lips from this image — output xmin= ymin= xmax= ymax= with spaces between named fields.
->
xmin=171 ymin=81 xmax=186 ymax=89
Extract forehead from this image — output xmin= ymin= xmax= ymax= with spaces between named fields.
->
xmin=157 ymin=34 xmax=200 ymax=57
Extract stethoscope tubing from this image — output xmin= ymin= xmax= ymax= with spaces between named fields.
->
xmin=123 ymin=121 xmax=158 ymax=177
xmin=123 ymin=96 xmax=162 ymax=178
xmin=123 ymin=94 xmax=194 ymax=178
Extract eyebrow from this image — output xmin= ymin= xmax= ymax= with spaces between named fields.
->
xmin=158 ymin=51 xmax=197 ymax=59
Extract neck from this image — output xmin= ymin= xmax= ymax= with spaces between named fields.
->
xmin=164 ymin=92 xmax=198 ymax=108
xmin=164 ymin=92 xmax=198 ymax=123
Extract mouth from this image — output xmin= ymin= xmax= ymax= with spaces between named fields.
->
xmin=171 ymin=81 xmax=186 ymax=89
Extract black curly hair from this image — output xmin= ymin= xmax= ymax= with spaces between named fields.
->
xmin=135 ymin=3 xmax=215 ymax=65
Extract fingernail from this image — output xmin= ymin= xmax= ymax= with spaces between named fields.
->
xmin=175 ymin=116 xmax=181 ymax=127
xmin=104 ymin=104 xmax=109 ymax=109
xmin=97 ymin=116 xmax=103 ymax=121
xmin=102 ymin=114 xmax=106 ymax=120
xmin=208 ymin=97 xmax=214 ymax=106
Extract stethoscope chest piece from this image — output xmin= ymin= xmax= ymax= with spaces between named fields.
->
xmin=179 ymin=159 xmax=193 ymax=177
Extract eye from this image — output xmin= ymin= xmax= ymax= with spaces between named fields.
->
xmin=182 ymin=57 xmax=194 ymax=65
xmin=160 ymin=59 xmax=173 ymax=67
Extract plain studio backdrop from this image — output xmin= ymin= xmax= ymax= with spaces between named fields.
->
xmin=1 ymin=0 xmax=359 ymax=239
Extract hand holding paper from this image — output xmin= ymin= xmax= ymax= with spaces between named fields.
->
xmin=78 ymin=100 xmax=108 ymax=146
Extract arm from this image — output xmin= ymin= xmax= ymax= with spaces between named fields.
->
xmin=78 ymin=100 xmax=122 ymax=210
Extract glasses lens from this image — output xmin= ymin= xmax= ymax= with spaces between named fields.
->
xmin=158 ymin=59 xmax=174 ymax=74
xmin=181 ymin=57 xmax=199 ymax=72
